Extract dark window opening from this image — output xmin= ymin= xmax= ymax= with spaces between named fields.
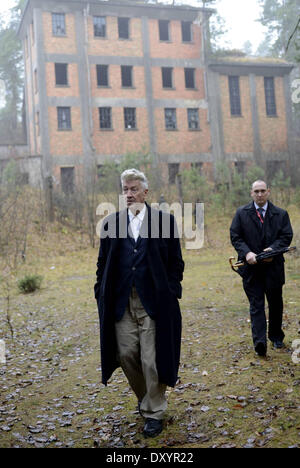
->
xmin=118 ymin=17 xmax=130 ymax=39
xmin=229 ymin=76 xmax=241 ymax=116
xmin=97 ymin=164 xmax=104 ymax=179
xmin=191 ymin=162 xmax=203 ymax=175
xmin=121 ymin=66 xmax=133 ymax=87
xmin=93 ymin=16 xmax=106 ymax=37
xmin=187 ymin=108 xmax=199 ymax=130
xmin=182 ymin=21 xmax=192 ymax=42
xmin=162 ymin=67 xmax=173 ymax=88
xmin=159 ymin=20 xmax=170 ymax=41
xmin=55 ymin=63 xmax=68 ymax=86
xmin=168 ymin=163 xmax=180 ymax=184
xmin=185 ymin=68 xmax=195 ymax=89
xmin=96 ymin=65 xmax=109 ymax=86
xmin=124 ymin=107 xmax=136 ymax=129
xmin=61 ymin=167 xmax=75 ymax=194
xmin=264 ymin=77 xmax=277 ymax=116
xmin=267 ymin=160 xmax=285 ymax=181
xmin=52 ymin=13 xmax=66 ymax=36
xmin=99 ymin=107 xmax=112 ymax=129
xmin=164 ymin=108 xmax=177 ymax=130
xmin=57 ymin=107 xmax=71 ymax=130
xmin=234 ymin=161 xmax=246 ymax=178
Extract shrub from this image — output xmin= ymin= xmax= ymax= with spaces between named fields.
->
xmin=17 ymin=274 xmax=43 ymax=294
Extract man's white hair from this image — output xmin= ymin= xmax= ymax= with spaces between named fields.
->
xmin=121 ymin=168 xmax=148 ymax=190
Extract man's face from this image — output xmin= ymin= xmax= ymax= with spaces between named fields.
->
xmin=122 ymin=179 xmax=148 ymax=210
xmin=251 ymin=181 xmax=270 ymax=207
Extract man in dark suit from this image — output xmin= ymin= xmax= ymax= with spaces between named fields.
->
xmin=94 ymin=169 xmax=184 ymax=438
xmin=230 ymin=180 xmax=293 ymax=357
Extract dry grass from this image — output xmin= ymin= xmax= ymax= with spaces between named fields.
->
xmin=0 ymin=207 xmax=299 ymax=448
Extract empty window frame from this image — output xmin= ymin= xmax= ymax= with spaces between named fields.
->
xmin=93 ymin=16 xmax=106 ymax=37
xmin=52 ymin=13 xmax=66 ymax=36
xmin=191 ymin=162 xmax=203 ymax=175
xmin=185 ymin=68 xmax=195 ymax=89
xmin=61 ymin=167 xmax=75 ymax=194
xmin=181 ymin=21 xmax=192 ymax=42
xmin=234 ymin=161 xmax=246 ymax=178
xmin=57 ymin=107 xmax=71 ymax=130
xmin=264 ymin=77 xmax=277 ymax=116
xmin=187 ymin=108 xmax=199 ymax=130
xmin=168 ymin=163 xmax=180 ymax=184
xmin=99 ymin=107 xmax=112 ymax=129
xmin=118 ymin=17 xmax=130 ymax=39
xmin=124 ymin=107 xmax=136 ymax=129
xmin=121 ymin=66 xmax=133 ymax=87
xmin=159 ymin=20 xmax=170 ymax=41
xmin=162 ymin=67 xmax=173 ymax=88
xmin=228 ymin=76 xmax=241 ymax=116
xmin=266 ymin=160 xmax=284 ymax=181
xmin=96 ymin=65 xmax=109 ymax=86
xmin=164 ymin=108 xmax=177 ymax=130
xmin=55 ymin=63 xmax=68 ymax=86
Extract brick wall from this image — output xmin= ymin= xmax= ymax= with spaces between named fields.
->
xmin=220 ymin=75 xmax=254 ymax=154
xmin=256 ymin=76 xmax=288 ymax=153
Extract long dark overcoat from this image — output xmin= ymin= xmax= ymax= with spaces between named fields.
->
xmin=94 ymin=203 xmax=184 ymax=388
xmin=230 ymin=201 xmax=293 ymax=288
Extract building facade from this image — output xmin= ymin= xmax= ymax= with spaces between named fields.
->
xmin=18 ymin=0 xmax=294 ymax=190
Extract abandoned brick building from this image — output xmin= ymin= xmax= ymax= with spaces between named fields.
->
xmin=16 ymin=0 xmax=295 ymax=192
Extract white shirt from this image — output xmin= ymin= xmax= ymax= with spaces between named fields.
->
xmin=128 ymin=204 xmax=146 ymax=241
xmin=254 ymin=201 xmax=268 ymax=217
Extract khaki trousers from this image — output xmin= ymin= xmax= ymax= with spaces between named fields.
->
xmin=115 ymin=286 xmax=167 ymax=420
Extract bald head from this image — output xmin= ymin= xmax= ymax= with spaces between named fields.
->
xmin=251 ymin=180 xmax=270 ymax=207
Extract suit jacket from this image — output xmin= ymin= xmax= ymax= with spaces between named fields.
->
xmin=94 ymin=203 xmax=184 ymax=387
xmin=230 ymin=201 xmax=293 ymax=288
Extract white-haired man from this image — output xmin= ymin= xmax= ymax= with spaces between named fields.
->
xmin=95 ymin=168 xmax=184 ymax=437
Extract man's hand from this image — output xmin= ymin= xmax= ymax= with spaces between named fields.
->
xmin=246 ymin=252 xmax=257 ymax=265
xmin=263 ymin=247 xmax=273 ymax=263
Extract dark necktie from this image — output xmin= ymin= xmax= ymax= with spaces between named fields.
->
xmin=257 ymin=207 xmax=264 ymax=226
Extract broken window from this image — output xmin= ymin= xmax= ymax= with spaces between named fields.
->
xmin=99 ymin=107 xmax=112 ymax=129
xmin=57 ymin=107 xmax=71 ymax=130
xmin=187 ymin=108 xmax=199 ymax=130
xmin=93 ymin=16 xmax=106 ymax=37
xmin=52 ymin=13 xmax=66 ymax=36
xmin=124 ymin=108 xmax=136 ymax=129
xmin=164 ymin=108 xmax=177 ymax=130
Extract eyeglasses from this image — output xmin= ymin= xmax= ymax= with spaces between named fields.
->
xmin=253 ymin=190 xmax=267 ymax=194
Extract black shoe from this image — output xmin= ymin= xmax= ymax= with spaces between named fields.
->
xmin=143 ymin=418 xmax=163 ymax=438
xmin=272 ymin=340 xmax=284 ymax=349
xmin=255 ymin=342 xmax=267 ymax=357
